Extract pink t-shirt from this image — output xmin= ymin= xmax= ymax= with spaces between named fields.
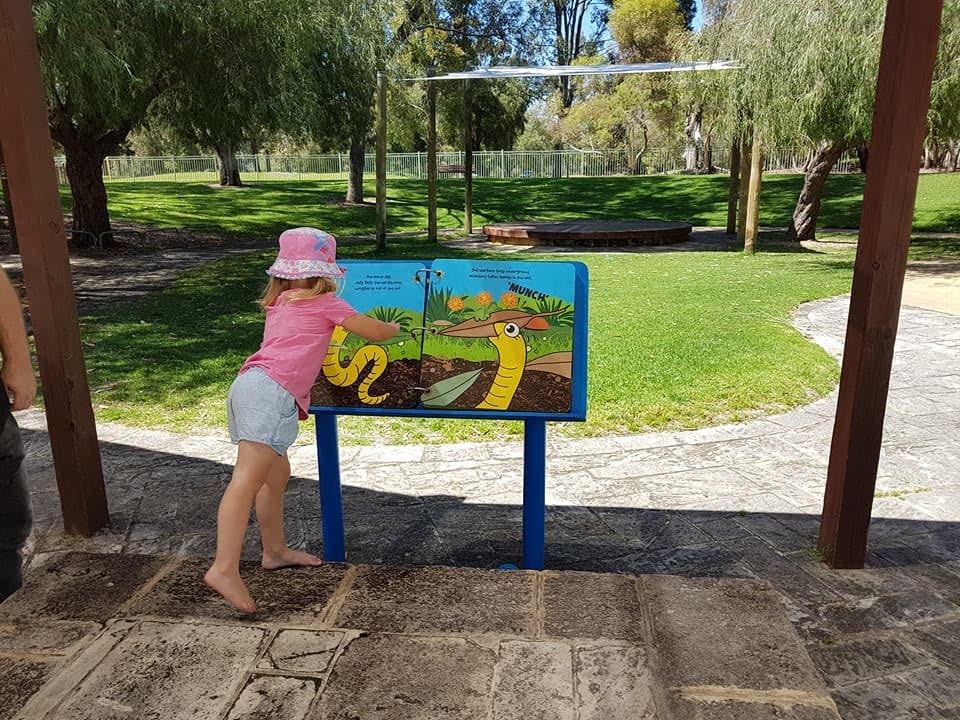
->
xmin=240 ymin=291 xmax=357 ymax=419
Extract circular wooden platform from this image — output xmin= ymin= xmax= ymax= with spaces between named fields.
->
xmin=483 ymin=219 xmax=692 ymax=247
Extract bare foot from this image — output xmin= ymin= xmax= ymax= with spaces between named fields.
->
xmin=262 ymin=548 xmax=323 ymax=570
xmin=204 ymin=566 xmax=256 ymax=613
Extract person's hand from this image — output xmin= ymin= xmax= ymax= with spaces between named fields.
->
xmin=388 ymin=321 xmax=401 ymax=337
xmin=2 ymin=362 xmax=36 ymax=410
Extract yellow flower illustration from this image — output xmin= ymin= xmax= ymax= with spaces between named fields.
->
xmin=477 ymin=290 xmax=493 ymax=306
xmin=500 ymin=292 xmax=519 ymax=308
xmin=447 ymin=296 xmax=465 ymax=312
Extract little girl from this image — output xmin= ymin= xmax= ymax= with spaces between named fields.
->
xmin=205 ymin=227 xmax=398 ymax=613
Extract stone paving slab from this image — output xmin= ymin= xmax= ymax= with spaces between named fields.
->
xmin=0 ymin=658 xmax=58 ymax=720
xmin=543 ymin=571 xmax=645 ymax=641
xmin=334 ymin=565 xmax=535 ymax=635
xmin=47 ymin=621 xmax=265 ymax=720
xmin=0 ymin=552 xmax=168 ymax=622
xmin=2 ymin=553 xmax=834 ymax=720
xmin=124 ymin=558 xmax=350 ymax=624
xmin=314 ymin=634 xmax=498 ymax=719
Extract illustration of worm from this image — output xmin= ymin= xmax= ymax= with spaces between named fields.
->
xmin=322 ymin=326 xmax=390 ymax=405
xmin=438 ymin=309 xmax=567 ymax=410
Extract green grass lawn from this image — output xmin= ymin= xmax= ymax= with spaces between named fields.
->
xmin=67 ymin=172 xmax=960 ymax=445
xmin=80 ymin=237 xmax=862 ymax=444
xmin=60 ymin=171 xmax=960 ymax=238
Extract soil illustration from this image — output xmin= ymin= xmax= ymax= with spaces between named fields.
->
xmin=420 ymin=356 xmax=572 ymax=413
xmin=311 ymin=358 xmax=422 ymax=409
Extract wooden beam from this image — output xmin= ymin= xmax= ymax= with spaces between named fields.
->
xmin=427 ymin=69 xmax=438 ymax=244
xmin=0 ymin=0 xmax=108 ymax=535
xmin=819 ymin=0 xmax=943 ymax=569
xmin=463 ymin=78 xmax=473 ymax=235
xmin=375 ymin=71 xmax=387 ymax=251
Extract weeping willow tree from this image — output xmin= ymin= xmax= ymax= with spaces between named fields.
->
xmin=690 ymin=0 xmax=886 ymax=246
xmin=34 ymin=0 xmax=184 ymax=244
xmin=148 ymin=0 xmax=312 ymax=187
xmin=296 ymin=0 xmax=391 ymax=203
xmin=927 ymin=2 xmax=960 ymax=170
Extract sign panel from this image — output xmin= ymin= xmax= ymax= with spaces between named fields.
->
xmin=420 ymin=259 xmax=576 ymax=413
xmin=309 ymin=259 xmax=588 ymax=421
xmin=310 ymin=261 xmax=424 ymax=409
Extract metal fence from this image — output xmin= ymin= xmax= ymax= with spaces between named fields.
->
xmin=53 ymin=147 xmax=860 ymax=185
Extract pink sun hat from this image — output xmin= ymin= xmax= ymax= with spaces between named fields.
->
xmin=266 ymin=227 xmax=346 ymax=280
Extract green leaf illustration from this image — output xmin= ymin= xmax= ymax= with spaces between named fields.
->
xmin=420 ymin=369 xmax=482 ymax=408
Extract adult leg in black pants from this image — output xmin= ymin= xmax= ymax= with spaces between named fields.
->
xmin=0 ymin=413 xmax=29 ymax=601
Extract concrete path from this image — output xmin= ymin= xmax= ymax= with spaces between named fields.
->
xmin=2 ymin=234 xmax=960 ymax=718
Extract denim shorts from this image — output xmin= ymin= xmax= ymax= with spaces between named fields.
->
xmin=227 ymin=367 xmax=299 ymax=455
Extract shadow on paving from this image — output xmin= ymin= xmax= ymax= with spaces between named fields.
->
xmin=24 ymin=430 xmax=960 ymax=644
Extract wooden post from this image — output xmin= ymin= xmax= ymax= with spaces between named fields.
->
xmin=464 ymin=78 xmax=473 ymax=235
xmin=737 ymin=134 xmax=752 ymax=240
xmin=726 ymin=136 xmax=741 ymax=236
xmin=744 ymin=138 xmax=763 ymax=254
xmin=819 ymin=0 xmax=943 ymax=569
xmin=375 ymin=71 xmax=387 ymax=251
xmin=0 ymin=0 xmax=108 ymax=535
xmin=427 ymin=69 xmax=438 ymax=244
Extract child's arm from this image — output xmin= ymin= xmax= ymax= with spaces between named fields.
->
xmin=340 ymin=313 xmax=400 ymax=342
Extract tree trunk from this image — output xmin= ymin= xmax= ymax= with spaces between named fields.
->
xmin=346 ymin=142 xmax=365 ymax=204
xmin=726 ymin=137 xmax=741 ymax=235
xmin=0 ymin=142 xmax=18 ymax=253
xmin=744 ymin=139 xmax=763 ymax=255
xmin=684 ymin=107 xmax=702 ymax=172
xmin=216 ymin=145 xmax=242 ymax=186
xmin=785 ymin=142 xmax=844 ymax=243
xmin=856 ymin=143 xmax=869 ymax=174
xmin=737 ymin=134 xmax=753 ymax=241
xmin=62 ymin=138 xmax=112 ymax=246
xmin=559 ymin=76 xmax=574 ymax=109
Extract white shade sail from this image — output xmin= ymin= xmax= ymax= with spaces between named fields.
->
xmin=407 ymin=60 xmax=738 ymax=82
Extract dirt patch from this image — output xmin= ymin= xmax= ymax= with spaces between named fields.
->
xmin=421 ymin=356 xmax=571 ymax=413
xmin=312 ymin=358 xmax=423 ymax=409
xmin=311 ymin=355 xmax=572 ymax=414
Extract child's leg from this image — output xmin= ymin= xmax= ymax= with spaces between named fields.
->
xmin=204 ymin=439 xmax=280 ymax=612
xmin=256 ymin=452 xmax=323 ymax=569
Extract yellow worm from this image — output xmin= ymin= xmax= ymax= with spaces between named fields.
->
xmin=322 ymin=326 xmax=390 ymax=405
xmin=476 ymin=321 xmax=527 ymax=410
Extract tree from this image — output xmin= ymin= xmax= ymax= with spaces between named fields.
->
xmin=296 ymin=0 xmax=390 ymax=202
xmin=149 ymin=0 xmax=307 ymax=187
xmin=675 ymin=0 xmax=695 ymax=29
xmin=548 ymin=0 xmax=686 ymax=168
xmin=700 ymin=1 xmax=960 ymax=242
xmin=698 ymin=0 xmax=886 ymax=243
xmin=530 ymin=0 xmax=605 ymax=108
xmin=389 ymin=0 xmax=532 ymax=151
xmin=608 ymin=0 xmax=684 ymax=62
xmin=34 ymin=0 xmax=182 ymax=244
xmin=926 ymin=2 xmax=960 ymax=170
xmin=607 ymin=0 xmax=686 ymax=170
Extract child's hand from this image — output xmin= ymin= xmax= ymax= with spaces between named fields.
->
xmin=388 ymin=321 xmax=401 ymax=338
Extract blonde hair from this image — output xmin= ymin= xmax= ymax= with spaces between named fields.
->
xmin=259 ymin=276 xmax=338 ymax=309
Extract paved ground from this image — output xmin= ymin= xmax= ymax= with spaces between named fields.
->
xmin=1 ymin=230 xmax=959 ymax=719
